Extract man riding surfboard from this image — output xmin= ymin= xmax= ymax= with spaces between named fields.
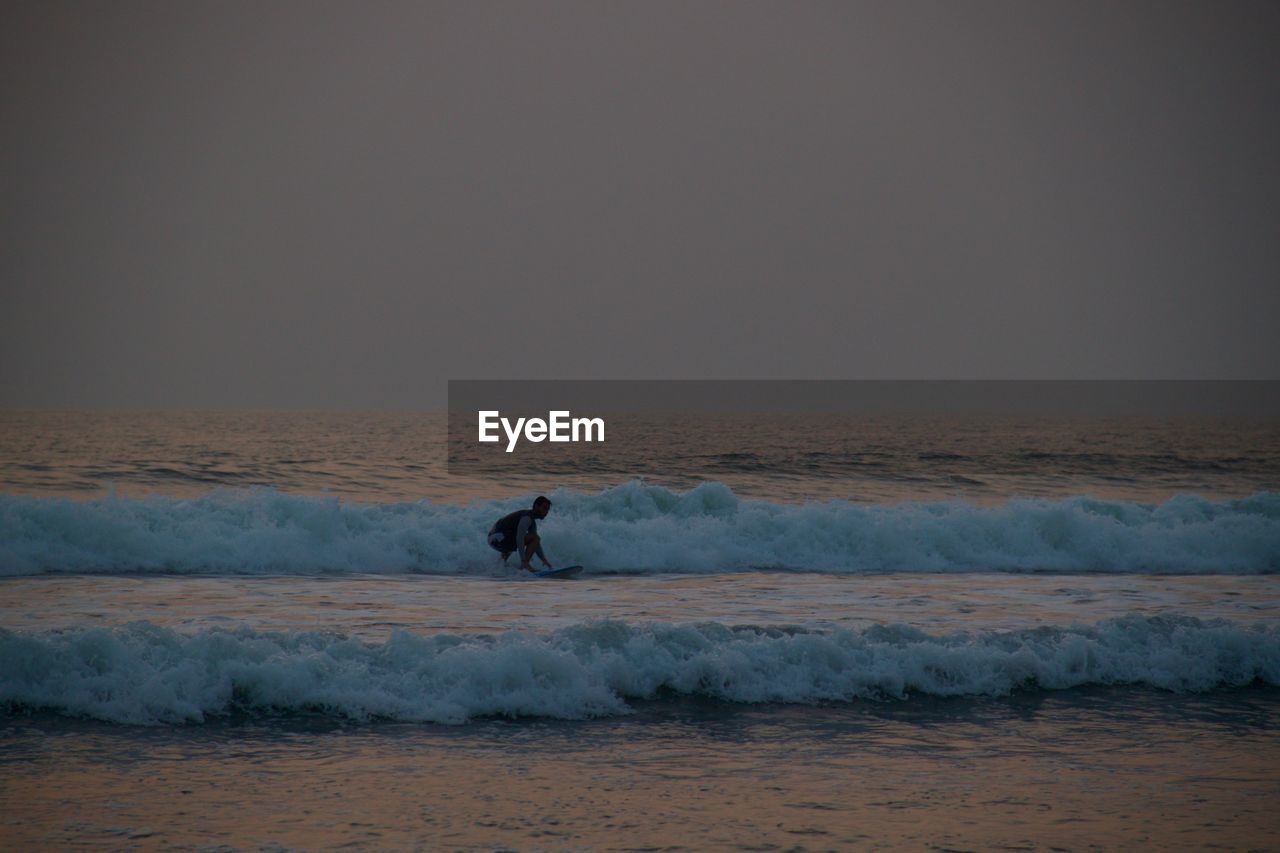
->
xmin=488 ymin=496 xmax=554 ymax=573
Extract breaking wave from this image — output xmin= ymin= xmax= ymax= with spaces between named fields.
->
xmin=1 ymin=616 xmax=1275 ymax=725
xmin=1 ymin=481 xmax=1277 ymax=576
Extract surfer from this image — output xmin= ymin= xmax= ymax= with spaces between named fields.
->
xmin=488 ymin=496 xmax=554 ymax=573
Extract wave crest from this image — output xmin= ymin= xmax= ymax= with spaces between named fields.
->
xmin=1 ymin=616 xmax=1275 ymax=725
xmin=1 ymin=482 xmax=1277 ymax=576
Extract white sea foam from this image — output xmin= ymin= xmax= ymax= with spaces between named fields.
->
xmin=1 ymin=616 xmax=1275 ymax=725
xmin=1 ymin=481 xmax=1277 ymax=576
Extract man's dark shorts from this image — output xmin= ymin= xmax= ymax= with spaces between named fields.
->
xmin=488 ymin=530 xmax=513 ymax=555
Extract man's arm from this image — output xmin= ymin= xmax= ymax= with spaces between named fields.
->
xmin=516 ymin=516 xmax=551 ymax=570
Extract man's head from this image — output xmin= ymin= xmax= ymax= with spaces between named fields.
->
xmin=533 ymin=495 xmax=552 ymax=518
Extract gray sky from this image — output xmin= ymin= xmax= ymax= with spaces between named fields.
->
xmin=3 ymin=0 xmax=1278 ymax=408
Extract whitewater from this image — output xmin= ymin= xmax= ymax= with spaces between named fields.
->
xmin=3 ymin=615 xmax=1277 ymax=726
xmin=3 ymin=481 xmax=1278 ymax=576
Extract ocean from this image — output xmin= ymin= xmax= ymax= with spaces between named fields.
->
xmin=2 ymin=409 xmax=1279 ymax=849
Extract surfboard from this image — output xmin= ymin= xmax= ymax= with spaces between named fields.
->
xmin=533 ymin=565 xmax=584 ymax=579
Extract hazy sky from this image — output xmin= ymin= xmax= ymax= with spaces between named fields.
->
xmin=3 ymin=0 xmax=1278 ymax=408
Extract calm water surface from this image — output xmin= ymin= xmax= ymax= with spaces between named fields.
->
xmin=3 ymin=409 xmax=1279 ymax=503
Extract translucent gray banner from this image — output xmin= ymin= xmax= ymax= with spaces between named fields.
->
xmin=447 ymin=380 xmax=1280 ymax=484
